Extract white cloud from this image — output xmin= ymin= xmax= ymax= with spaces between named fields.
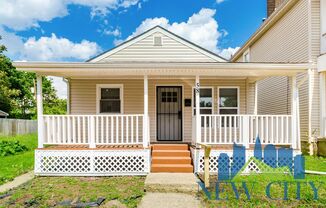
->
xmin=0 ymin=0 xmax=141 ymax=30
xmin=126 ymin=8 xmax=238 ymax=58
xmin=103 ymin=28 xmax=121 ymax=37
xmin=0 ymin=30 xmax=101 ymax=99
xmin=23 ymin=33 xmax=101 ymax=61
xmin=49 ymin=76 xmax=67 ymax=99
xmin=216 ymin=0 xmax=226 ymax=3
xmin=218 ymin=47 xmax=240 ymax=60
xmin=127 ymin=8 xmax=221 ymax=53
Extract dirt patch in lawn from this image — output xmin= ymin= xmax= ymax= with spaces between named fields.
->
xmin=0 ymin=176 xmax=145 ymax=208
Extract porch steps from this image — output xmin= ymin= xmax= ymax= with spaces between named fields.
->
xmin=152 ymin=157 xmax=191 ymax=164
xmin=151 ymin=144 xmax=193 ymax=173
xmin=152 ymin=150 xmax=190 ymax=157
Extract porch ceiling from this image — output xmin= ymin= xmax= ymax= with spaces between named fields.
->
xmin=13 ymin=61 xmax=308 ymax=78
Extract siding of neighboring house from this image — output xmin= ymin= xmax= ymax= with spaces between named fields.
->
xmin=70 ymin=78 xmax=248 ymax=143
xmin=97 ymin=32 xmax=218 ymax=63
xmin=234 ymin=0 xmax=313 ymax=141
xmin=310 ymin=0 xmax=321 ymax=135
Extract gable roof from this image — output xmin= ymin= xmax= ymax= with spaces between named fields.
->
xmin=87 ymin=26 xmax=227 ymax=63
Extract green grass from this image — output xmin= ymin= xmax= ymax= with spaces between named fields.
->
xmin=0 ymin=134 xmax=37 ymax=185
xmin=305 ymin=155 xmax=326 ymax=172
xmin=200 ymin=174 xmax=326 ymax=207
xmin=200 ymin=156 xmax=326 ymax=207
xmin=0 ymin=176 xmax=145 ymax=208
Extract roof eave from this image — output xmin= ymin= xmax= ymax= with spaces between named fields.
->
xmin=13 ymin=61 xmax=309 ymax=78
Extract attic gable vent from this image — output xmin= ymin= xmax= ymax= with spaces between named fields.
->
xmin=153 ymin=36 xmax=162 ymax=46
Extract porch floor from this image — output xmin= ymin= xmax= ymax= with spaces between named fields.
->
xmin=40 ymin=144 xmax=145 ymax=150
xmin=193 ymin=144 xmax=294 ymax=150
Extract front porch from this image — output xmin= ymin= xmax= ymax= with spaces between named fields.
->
xmin=14 ymin=61 xmax=307 ymax=175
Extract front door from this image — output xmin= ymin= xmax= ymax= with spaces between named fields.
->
xmin=156 ymin=86 xmax=182 ymax=141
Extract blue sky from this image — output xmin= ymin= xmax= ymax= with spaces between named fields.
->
xmin=0 ymin=0 xmax=266 ymax=97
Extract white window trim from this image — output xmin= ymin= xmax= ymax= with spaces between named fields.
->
xmin=96 ymin=84 xmax=124 ymax=114
xmin=243 ymin=48 xmax=250 ymax=62
xmin=191 ymin=86 xmax=214 ymax=116
xmin=217 ymin=86 xmax=240 ymax=115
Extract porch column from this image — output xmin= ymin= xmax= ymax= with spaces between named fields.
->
xmin=36 ymin=76 xmax=44 ymax=148
xmin=195 ymin=75 xmax=201 ymax=144
xmin=143 ymin=75 xmax=149 ymax=148
xmin=320 ymin=73 xmax=326 ymax=137
xmin=291 ymin=76 xmax=300 ymax=149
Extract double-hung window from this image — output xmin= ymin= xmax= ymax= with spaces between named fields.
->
xmin=193 ymin=87 xmax=213 ymax=126
xmin=97 ymin=84 xmax=123 ymax=114
xmin=218 ymin=87 xmax=239 ymax=127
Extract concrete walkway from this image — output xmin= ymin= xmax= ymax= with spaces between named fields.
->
xmin=139 ymin=173 xmax=203 ymax=208
xmin=138 ymin=193 xmax=202 ymax=208
xmin=0 ymin=171 xmax=34 ymax=193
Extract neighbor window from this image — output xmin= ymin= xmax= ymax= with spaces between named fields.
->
xmin=97 ymin=85 xmax=123 ymax=113
xmin=218 ymin=87 xmax=239 ymax=114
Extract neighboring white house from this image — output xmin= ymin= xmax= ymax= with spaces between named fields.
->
xmin=14 ymin=24 xmax=307 ymax=175
xmin=232 ymin=0 xmax=326 ymax=152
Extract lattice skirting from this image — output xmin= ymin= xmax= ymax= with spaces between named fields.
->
xmin=192 ymin=149 xmax=301 ymax=173
xmin=35 ymin=149 xmax=151 ymax=176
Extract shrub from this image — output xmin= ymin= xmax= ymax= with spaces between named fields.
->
xmin=0 ymin=140 xmax=28 ymax=157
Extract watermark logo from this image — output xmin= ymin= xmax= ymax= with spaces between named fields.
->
xmin=199 ymin=136 xmax=324 ymax=201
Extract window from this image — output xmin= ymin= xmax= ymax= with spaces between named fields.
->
xmin=193 ymin=88 xmax=213 ymax=115
xmin=162 ymin=91 xmax=177 ymax=102
xmin=218 ymin=87 xmax=239 ymax=114
xmin=97 ymin=85 xmax=123 ymax=113
xmin=193 ymin=88 xmax=213 ymax=126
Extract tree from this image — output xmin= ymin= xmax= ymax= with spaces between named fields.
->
xmin=0 ymin=37 xmax=66 ymax=119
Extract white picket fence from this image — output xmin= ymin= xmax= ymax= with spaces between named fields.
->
xmin=43 ymin=115 xmax=146 ymax=146
xmin=0 ymin=118 xmax=37 ymax=136
xmin=198 ymin=115 xmax=293 ymax=146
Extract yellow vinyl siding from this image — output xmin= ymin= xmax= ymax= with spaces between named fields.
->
xmin=98 ymin=32 xmax=217 ymax=63
xmin=70 ymin=78 xmax=247 ymax=143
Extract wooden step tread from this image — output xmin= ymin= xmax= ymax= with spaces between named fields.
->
xmin=152 ymin=150 xmax=190 ymax=152
xmin=152 ymin=157 xmax=191 ymax=164
xmin=152 ymin=164 xmax=193 ymax=167
xmin=151 ymin=164 xmax=194 ymax=173
xmin=152 ymin=156 xmax=191 ymax=160
xmin=152 ymin=150 xmax=190 ymax=157
xmin=152 ymin=144 xmax=189 ymax=150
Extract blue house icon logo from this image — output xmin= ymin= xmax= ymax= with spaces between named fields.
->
xmin=197 ymin=136 xmax=320 ymax=201
xmin=218 ymin=136 xmax=305 ymax=181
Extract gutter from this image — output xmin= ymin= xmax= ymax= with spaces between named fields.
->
xmin=231 ymin=0 xmax=299 ymax=62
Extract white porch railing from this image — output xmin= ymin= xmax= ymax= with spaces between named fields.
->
xmin=198 ymin=115 xmax=293 ymax=146
xmin=43 ymin=115 xmax=147 ymax=147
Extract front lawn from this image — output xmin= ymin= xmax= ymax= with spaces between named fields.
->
xmin=0 ymin=134 xmax=37 ymax=185
xmin=0 ymin=176 xmax=145 ymax=208
xmin=305 ymin=155 xmax=326 ymax=172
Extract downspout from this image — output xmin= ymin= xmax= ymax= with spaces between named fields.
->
xmin=63 ymin=78 xmax=70 ymax=114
